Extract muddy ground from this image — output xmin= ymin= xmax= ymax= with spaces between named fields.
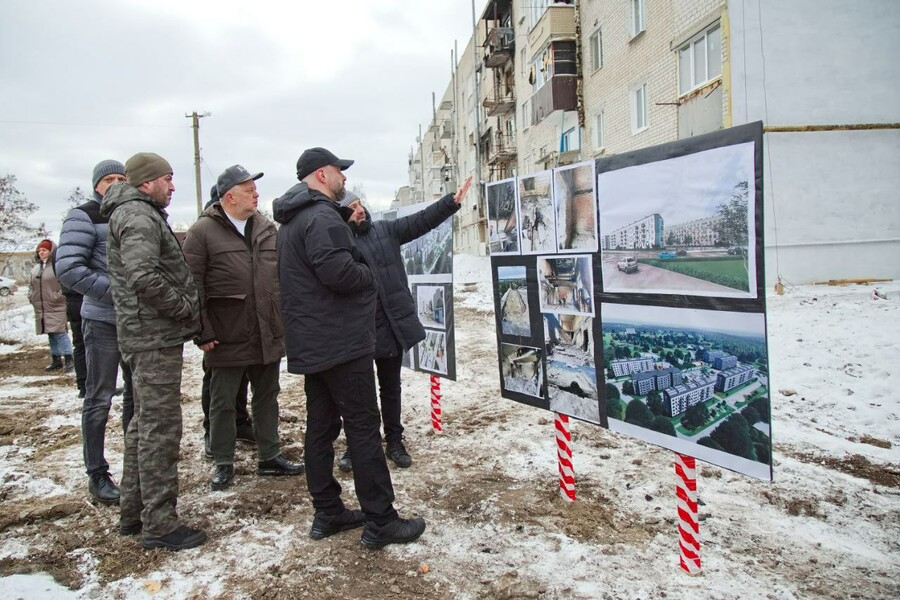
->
xmin=0 ymin=298 xmax=898 ymax=599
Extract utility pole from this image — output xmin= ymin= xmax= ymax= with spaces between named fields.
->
xmin=185 ymin=111 xmax=211 ymax=217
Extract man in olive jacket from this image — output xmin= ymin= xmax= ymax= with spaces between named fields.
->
xmin=274 ymin=147 xmax=425 ymax=549
xmin=102 ymin=152 xmax=206 ymax=551
xmin=183 ymin=165 xmax=303 ymax=491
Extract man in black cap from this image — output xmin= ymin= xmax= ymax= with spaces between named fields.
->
xmin=273 ymin=147 xmax=426 ymax=549
xmin=184 ymin=165 xmax=303 ymax=491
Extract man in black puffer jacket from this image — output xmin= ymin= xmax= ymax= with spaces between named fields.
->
xmin=336 ymin=177 xmax=470 ymax=471
xmin=274 ymin=147 xmax=425 ymax=549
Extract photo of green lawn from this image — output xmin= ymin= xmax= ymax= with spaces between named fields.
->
xmin=640 ymin=256 xmax=749 ymax=291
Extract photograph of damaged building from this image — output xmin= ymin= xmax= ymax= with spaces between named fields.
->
xmin=416 ymin=284 xmax=446 ymax=329
xmin=554 ymin=160 xmax=598 ymax=253
xmin=498 ymin=266 xmax=530 ymax=337
xmin=544 ymin=313 xmax=600 ymax=424
xmin=518 ymin=170 xmax=556 ymax=255
xmin=400 ymin=217 xmax=454 ymax=275
xmin=537 ymin=255 xmax=594 ymax=316
xmin=500 ymin=342 xmax=544 ymax=399
xmin=486 ymin=177 xmax=519 ymax=255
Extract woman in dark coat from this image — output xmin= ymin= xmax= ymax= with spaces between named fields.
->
xmin=28 ymin=239 xmax=74 ymax=371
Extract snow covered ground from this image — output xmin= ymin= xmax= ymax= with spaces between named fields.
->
xmin=0 ymin=256 xmax=898 ymax=599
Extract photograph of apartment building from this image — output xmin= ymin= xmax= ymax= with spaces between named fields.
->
xmin=601 ymin=301 xmax=770 ymax=478
xmin=597 ymin=140 xmax=757 ymax=297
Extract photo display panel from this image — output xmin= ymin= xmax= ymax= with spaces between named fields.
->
xmin=490 ymin=123 xmax=772 ymax=480
xmin=382 ymin=199 xmax=458 ymax=381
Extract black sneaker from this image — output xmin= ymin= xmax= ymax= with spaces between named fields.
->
xmin=89 ymin=472 xmax=121 ymax=505
xmin=210 ymin=464 xmax=234 ymax=491
xmin=257 ymin=455 xmax=304 ymax=476
xmin=360 ymin=517 xmax=426 ymax=549
xmin=235 ymin=422 xmax=257 ymax=444
xmin=203 ymin=432 xmax=213 ymax=460
xmin=386 ymin=440 xmax=412 ymax=468
xmin=119 ymin=521 xmax=142 ymax=536
xmin=309 ymin=509 xmax=365 ymax=540
xmin=338 ymin=450 xmax=352 ymax=473
xmin=142 ymin=525 xmax=207 ymax=551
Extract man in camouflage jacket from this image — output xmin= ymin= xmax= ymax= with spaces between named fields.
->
xmin=101 ymin=152 xmax=206 ymax=551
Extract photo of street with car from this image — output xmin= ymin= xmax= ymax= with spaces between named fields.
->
xmin=601 ymin=302 xmax=771 ymax=479
xmin=597 ymin=142 xmax=757 ymax=298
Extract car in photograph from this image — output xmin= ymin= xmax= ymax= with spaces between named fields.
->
xmin=727 ymin=246 xmax=748 ymax=256
xmin=657 ymin=251 xmax=677 ymax=259
xmin=617 ymin=257 xmax=638 ymax=273
xmin=0 ymin=276 xmax=18 ymax=296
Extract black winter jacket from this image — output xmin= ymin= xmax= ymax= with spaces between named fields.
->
xmin=352 ymin=193 xmax=460 ymax=358
xmin=273 ymin=183 xmax=376 ymax=374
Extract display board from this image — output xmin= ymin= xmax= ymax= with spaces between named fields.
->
xmin=382 ymin=199 xmax=457 ymax=381
xmin=490 ymin=122 xmax=772 ymax=480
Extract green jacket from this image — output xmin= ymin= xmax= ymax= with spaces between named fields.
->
xmin=100 ymin=183 xmax=200 ymax=352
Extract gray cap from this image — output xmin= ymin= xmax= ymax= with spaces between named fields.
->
xmin=92 ymin=159 xmax=126 ymax=190
xmin=216 ymin=164 xmax=263 ymax=198
xmin=338 ymin=190 xmax=360 ymax=208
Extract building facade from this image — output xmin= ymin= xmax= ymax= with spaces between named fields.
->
xmin=631 ymin=366 xmax=683 ymax=395
xmin=663 ymin=376 xmax=716 ymax=417
xmin=715 ymin=363 xmax=755 ymax=392
xmin=607 ymin=213 xmax=664 ymax=250
xmin=406 ymin=0 xmax=899 ymax=283
xmin=610 ymin=356 xmax=655 ymax=377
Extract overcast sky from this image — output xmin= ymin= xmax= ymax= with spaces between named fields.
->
xmin=1 ymin=0 xmax=481 ymax=234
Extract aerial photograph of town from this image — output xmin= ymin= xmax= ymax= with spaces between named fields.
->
xmin=596 ymin=142 xmax=757 ymax=298
xmin=601 ymin=302 xmax=770 ymax=473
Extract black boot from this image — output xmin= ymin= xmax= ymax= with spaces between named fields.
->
xmin=89 ymin=472 xmax=121 ymax=505
xmin=46 ymin=355 xmax=63 ymax=371
xmin=63 ymin=354 xmax=75 ymax=373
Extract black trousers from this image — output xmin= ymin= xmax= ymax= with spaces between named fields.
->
xmin=201 ymin=358 xmax=251 ymax=433
xmin=304 ymin=355 xmax=398 ymax=525
xmin=375 ymin=353 xmax=404 ymax=444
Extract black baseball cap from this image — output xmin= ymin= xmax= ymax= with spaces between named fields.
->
xmin=216 ymin=164 xmax=263 ymax=198
xmin=296 ymin=147 xmax=354 ymax=181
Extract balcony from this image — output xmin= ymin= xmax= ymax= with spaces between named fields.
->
xmin=483 ymin=132 xmax=517 ymax=166
xmin=484 ymin=26 xmax=514 ymax=68
xmin=482 ymin=91 xmax=516 ymax=117
xmin=527 ymin=3 xmax=575 ymax=52
xmin=531 ymin=75 xmax=577 ymax=126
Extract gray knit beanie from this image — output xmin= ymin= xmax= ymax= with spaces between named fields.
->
xmin=338 ymin=190 xmax=360 ymax=208
xmin=125 ymin=152 xmax=172 ymax=186
xmin=92 ymin=159 xmax=126 ymax=190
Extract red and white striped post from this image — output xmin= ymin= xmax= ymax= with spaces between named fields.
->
xmin=555 ymin=413 xmax=576 ymax=501
xmin=430 ymin=375 xmax=443 ymax=433
xmin=675 ymin=453 xmax=701 ymax=575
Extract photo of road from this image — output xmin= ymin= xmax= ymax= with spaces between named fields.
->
xmin=600 ymin=252 xmax=737 ymax=294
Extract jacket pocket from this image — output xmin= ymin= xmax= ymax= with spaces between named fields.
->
xmin=208 ymin=295 xmax=249 ymax=343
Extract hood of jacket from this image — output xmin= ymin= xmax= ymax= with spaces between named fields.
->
xmin=99 ymin=182 xmax=163 ymax=220
xmin=273 ymin=182 xmax=357 ymax=225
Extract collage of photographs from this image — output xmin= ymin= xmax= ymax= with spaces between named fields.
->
xmin=387 ymin=202 xmax=458 ymax=381
xmin=489 ymin=123 xmax=772 ymax=480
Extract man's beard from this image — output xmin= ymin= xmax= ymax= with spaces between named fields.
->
xmin=349 ymin=219 xmax=371 ymax=235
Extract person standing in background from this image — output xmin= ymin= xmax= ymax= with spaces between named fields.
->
xmin=56 ymin=159 xmax=134 ymax=506
xmin=28 ymin=239 xmax=73 ymax=373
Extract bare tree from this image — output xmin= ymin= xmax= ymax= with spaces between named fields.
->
xmin=0 ymin=174 xmax=40 ymax=273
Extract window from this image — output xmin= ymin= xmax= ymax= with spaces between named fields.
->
xmin=589 ymin=28 xmax=603 ymax=72
xmin=631 ymin=0 xmax=645 ymax=37
xmin=561 ymin=127 xmax=580 ymax=152
xmin=632 ymin=83 xmax=648 ymax=132
xmin=595 ymin=111 xmax=605 ymax=149
xmin=678 ymin=24 xmax=722 ymax=95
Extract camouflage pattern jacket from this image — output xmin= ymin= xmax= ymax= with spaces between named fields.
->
xmin=100 ymin=183 xmax=200 ymax=352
